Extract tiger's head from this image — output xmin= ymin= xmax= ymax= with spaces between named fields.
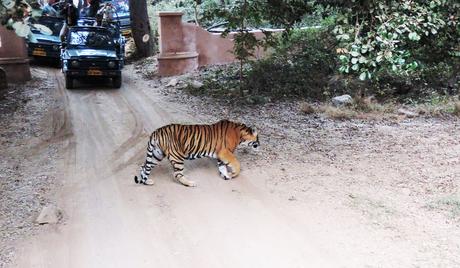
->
xmin=239 ymin=125 xmax=260 ymax=150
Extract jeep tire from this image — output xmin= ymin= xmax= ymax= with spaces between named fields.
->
xmin=65 ymin=75 xmax=74 ymax=89
xmin=113 ymin=76 xmax=122 ymax=88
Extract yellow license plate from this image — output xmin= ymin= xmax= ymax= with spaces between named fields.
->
xmin=32 ymin=49 xmax=46 ymax=57
xmin=87 ymin=69 xmax=102 ymax=76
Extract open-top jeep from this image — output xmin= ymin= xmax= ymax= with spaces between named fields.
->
xmin=27 ymin=16 xmax=64 ymax=62
xmin=61 ymin=25 xmax=125 ymax=89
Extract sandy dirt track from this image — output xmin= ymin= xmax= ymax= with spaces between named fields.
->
xmin=8 ymin=65 xmax=460 ymax=268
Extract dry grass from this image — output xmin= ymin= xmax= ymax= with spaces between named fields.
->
xmin=415 ymin=97 xmax=460 ymax=117
xmin=454 ymin=101 xmax=460 ymax=116
xmin=322 ymin=106 xmax=357 ymax=120
xmin=352 ymin=95 xmax=375 ymax=112
xmin=299 ymin=102 xmax=316 ymax=114
xmin=299 ymin=95 xmax=459 ymax=120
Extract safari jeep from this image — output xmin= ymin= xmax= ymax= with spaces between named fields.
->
xmin=27 ymin=16 xmax=64 ymax=62
xmin=61 ymin=26 xmax=124 ymax=89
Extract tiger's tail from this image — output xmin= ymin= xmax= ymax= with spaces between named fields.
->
xmin=134 ymin=136 xmax=164 ymax=185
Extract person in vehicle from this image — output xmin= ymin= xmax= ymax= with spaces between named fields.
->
xmin=80 ymin=0 xmax=100 ymax=18
xmin=96 ymin=2 xmax=116 ymax=26
xmin=35 ymin=0 xmax=59 ymax=16
xmin=59 ymin=0 xmax=79 ymax=42
xmin=88 ymin=0 xmax=100 ymax=17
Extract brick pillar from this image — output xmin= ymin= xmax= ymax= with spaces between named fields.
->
xmin=0 ymin=26 xmax=31 ymax=83
xmin=157 ymin=12 xmax=198 ymax=76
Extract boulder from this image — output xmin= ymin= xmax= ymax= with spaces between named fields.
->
xmin=332 ymin=94 xmax=353 ymax=107
xmin=166 ymin=78 xmax=178 ymax=87
xmin=190 ymin=80 xmax=204 ymax=89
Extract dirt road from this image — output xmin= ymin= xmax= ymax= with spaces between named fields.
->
xmin=11 ymin=68 xmax=333 ymax=268
xmin=9 ymin=66 xmax=460 ymax=267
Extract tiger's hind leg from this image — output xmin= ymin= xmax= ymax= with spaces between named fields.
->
xmin=134 ymin=140 xmax=164 ymax=186
xmin=168 ymin=156 xmax=197 ymax=187
xmin=217 ymin=149 xmax=241 ymax=179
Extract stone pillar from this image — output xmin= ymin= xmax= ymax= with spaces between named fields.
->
xmin=0 ymin=26 xmax=31 ymax=83
xmin=157 ymin=12 xmax=198 ymax=76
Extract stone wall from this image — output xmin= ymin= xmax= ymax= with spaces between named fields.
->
xmin=0 ymin=27 xmax=31 ymax=83
xmin=157 ymin=11 xmax=281 ymax=76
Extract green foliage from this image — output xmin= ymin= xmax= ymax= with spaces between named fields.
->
xmin=193 ymin=28 xmax=338 ymax=102
xmin=189 ymin=0 xmax=460 ymax=105
xmin=244 ymin=28 xmax=337 ymax=99
xmin=1 ymin=0 xmax=42 ymax=37
xmin=257 ymin=0 xmax=311 ymax=37
xmin=331 ymin=0 xmax=460 ymax=80
xmin=201 ymin=0 xmax=315 ymax=91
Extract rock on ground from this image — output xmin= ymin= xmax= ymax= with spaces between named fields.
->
xmin=35 ymin=205 xmax=61 ymax=225
xmin=332 ymin=94 xmax=353 ymax=106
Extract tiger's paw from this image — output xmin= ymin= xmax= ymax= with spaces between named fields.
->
xmin=178 ymin=177 xmax=197 ymax=187
xmin=143 ymin=179 xmax=155 ymax=186
xmin=218 ymin=165 xmax=231 ymax=180
xmin=220 ymin=173 xmax=232 ymax=180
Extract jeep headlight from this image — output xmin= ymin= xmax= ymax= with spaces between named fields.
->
xmin=53 ymin=45 xmax=59 ymax=51
xmin=108 ymin=61 xmax=116 ymax=68
xmin=71 ymin=60 xmax=79 ymax=68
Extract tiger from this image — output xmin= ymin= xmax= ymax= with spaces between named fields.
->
xmin=134 ymin=119 xmax=260 ymax=187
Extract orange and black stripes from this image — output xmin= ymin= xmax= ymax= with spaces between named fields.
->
xmin=134 ymin=120 xmax=259 ymax=187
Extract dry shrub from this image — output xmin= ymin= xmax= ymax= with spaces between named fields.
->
xmin=454 ymin=102 xmax=460 ymax=116
xmin=323 ymin=106 xmax=357 ymax=120
xmin=299 ymin=102 xmax=316 ymax=114
xmin=353 ymin=95 xmax=374 ymax=112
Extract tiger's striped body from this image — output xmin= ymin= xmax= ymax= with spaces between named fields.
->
xmin=134 ymin=120 xmax=259 ymax=187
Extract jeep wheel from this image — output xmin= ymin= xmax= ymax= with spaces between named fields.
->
xmin=113 ymin=76 xmax=122 ymax=88
xmin=65 ymin=75 xmax=74 ymax=89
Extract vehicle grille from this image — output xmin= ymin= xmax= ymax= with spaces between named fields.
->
xmin=70 ymin=60 xmax=118 ymax=70
xmin=29 ymin=42 xmax=58 ymax=50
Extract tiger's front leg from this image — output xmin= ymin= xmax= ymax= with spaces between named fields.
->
xmin=217 ymin=149 xmax=241 ymax=179
xmin=168 ymin=156 xmax=197 ymax=187
xmin=217 ymin=160 xmax=231 ymax=180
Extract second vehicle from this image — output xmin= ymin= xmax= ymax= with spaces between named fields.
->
xmin=61 ymin=25 xmax=125 ymax=89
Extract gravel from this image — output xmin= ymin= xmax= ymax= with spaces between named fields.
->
xmin=138 ymin=65 xmax=460 ymax=266
xmin=0 ymin=68 xmax=60 ymax=267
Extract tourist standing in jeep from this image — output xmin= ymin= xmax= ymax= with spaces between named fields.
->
xmin=58 ymin=0 xmax=79 ymax=42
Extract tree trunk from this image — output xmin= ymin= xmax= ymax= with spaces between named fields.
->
xmin=129 ymin=0 xmax=154 ymax=57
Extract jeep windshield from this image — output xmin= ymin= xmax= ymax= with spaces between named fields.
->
xmin=69 ymin=29 xmax=115 ymax=49
xmin=30 ymin=16 xmax=63 ymax=36
xmin=102 ymin=0 xmax=129 ymax=14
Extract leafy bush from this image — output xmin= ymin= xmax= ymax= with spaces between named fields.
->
xmin=186 ymin=0 xmax=460 ymax=105
xmin=331 ymin=0 xmax=460 ymax=80
xmin=191 ymin=28 xmax=338 ymax=102
xmin=242 ymin=28 xmax=337 ymax=99
xmin=0 ymin=0 xmax=43 ymax=37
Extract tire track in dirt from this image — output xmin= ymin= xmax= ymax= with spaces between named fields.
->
xmin=28 ymin=69 xmax=73 ymax=156
xmin=15 ymin=65 xmax=426 ymax=268
xmin=110 ymin=73 xmax=175 ymax=173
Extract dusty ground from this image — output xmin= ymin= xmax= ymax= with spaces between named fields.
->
xmin=1 ymin=61 xmax=459 ymax=267
xmin=0 ymin=68 xmax=62 ymax=267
